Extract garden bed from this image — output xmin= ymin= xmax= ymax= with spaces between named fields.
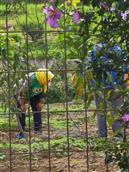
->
xmin=0 ymin=104 xmax=120 ymax=171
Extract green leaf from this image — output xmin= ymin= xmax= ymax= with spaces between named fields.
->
xmin=107 ymin=114 xmax=113 ymax=127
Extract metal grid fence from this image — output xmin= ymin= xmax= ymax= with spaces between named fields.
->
xmin=0 ymin=0 xmax=129 ymax=172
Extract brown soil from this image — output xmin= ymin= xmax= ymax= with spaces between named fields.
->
xmin=0 ymin=112 xmax=120 ymax=172
xmin=0 ymin=149 xmax=119 ymax=172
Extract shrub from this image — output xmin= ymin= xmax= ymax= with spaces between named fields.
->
xmin=46 ymin=75 xmax=76 ymax=103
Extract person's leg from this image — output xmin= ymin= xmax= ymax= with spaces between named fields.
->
xmin=33 ymin=111 xmax=42 ymax=132
xmin=30 ymin=93 xmax=43 ymax=132
xmin=16 ymin=97 xmax=26 ymax=139
xmin=94 ymin=93 xmax=107 ymax=137
xmin=19 ymin=113 xmax=25 ymax=130
xmin=110 ymin=90 xmax=123 ymax=137
xmin=17 ymin=98 xmax=26 ymax=130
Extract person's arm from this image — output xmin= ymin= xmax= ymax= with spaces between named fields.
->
xmin=17 ymin=79 xmax=28 ymax=97
xmin=111 ymin=45 xmax=127 ymax=86
xmin=17 ymin=72 xmax=34 ymax=97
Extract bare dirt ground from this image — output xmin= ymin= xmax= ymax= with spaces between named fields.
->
xmin=0 ymin=148 xmax=119 ymax=172
xmin=0 ymin=111 xmax=120 ymax=172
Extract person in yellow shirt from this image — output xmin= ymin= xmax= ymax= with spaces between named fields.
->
xmin=15 ymin=68 xmax=54 ymax=139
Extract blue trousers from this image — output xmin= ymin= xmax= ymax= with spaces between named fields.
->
xmin=94 ymin=89 xmax=123 ymax=137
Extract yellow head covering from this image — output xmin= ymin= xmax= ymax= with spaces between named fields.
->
xmin=36 ymin=68 xmax=54 ymax=93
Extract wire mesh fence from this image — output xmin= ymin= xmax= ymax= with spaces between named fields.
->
xmin=0 ymin=0 xmax=129 ymax=172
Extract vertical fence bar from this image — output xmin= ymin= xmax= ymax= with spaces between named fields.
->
xmin=25 ymin=0 xmax=32 ymax=171
xmin=83 ymin=69 xmax=90 ymax=171
xmin=5 ymin=3 xmax=12 ymax=172
xmin=101 ymin=15 xmax=109 ymax=172
xmin=63 ymin=2 xmax=70 ymax=172
xmin=44 ymin=1 xmax=52 ymax=171
xmin=81 ymin=1 xmax=90 ymax=171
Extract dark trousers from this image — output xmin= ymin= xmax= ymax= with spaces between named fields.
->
xmin=18 ymin=93 xmax=43 ymax=131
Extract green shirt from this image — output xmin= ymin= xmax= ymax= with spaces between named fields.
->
xmin=29 ymin=73 xmax=43 ymax=98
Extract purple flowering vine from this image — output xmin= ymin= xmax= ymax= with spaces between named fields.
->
xmin=121 ymin=10 xmax=129 ymax=21
xmin=42 ymin=0 xmax=83 ymax=28
xmin=121 ymin=114 xmax=129 ymax=128
xmin=43 ymin=6 xmax=62 ymax=28
xmin=121 ymin=114 xmax=129 ymax=122
xmin=72 ymin=11 xmax=80 ymax=24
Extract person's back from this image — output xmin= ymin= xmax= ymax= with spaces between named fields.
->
xmin=88 ymin=42 xmax=125 ymax=90
xmin=15 ymin=69 xmax=54 ymax=139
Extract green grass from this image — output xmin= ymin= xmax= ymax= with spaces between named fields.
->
xmin=0 ymin=142 xmax=28 ymax=150
xmin=0 ymin=3 xmax=44 ymax=30
xmin=0 ymin=102 xmax=94 ymax=131
xmin=50 ymin=118 xmax=80 ymax=129
xmin=0 ymin=118 xmax=17 ymax=130
xmin=48 ymin=103 xmax=87 ymax=113
xmin=0 ymin=116 xmax=35 ymax=130
xmin=0 ymin=2 xmax=61 ymax=60
xmin=0 ymin=116 xmax=81 ymax=131
xmin=0 ymin=102 xmax=87 ymax=154
xmin=0 ymin=137 xmax=86 ymax=152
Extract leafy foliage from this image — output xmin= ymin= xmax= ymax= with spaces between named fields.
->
xmin=90 ymin=137 xmax=129 ymax=171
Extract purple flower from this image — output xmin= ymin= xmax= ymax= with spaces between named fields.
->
xmin=121 ymin=114 xmax=129 ymax=122
xmin=121 ymin=10 xmax=129 ymax=21
xmin=43 ymin=6 xmax=62 ymax=28
xmin=72 ymin=11 xmax=80 ymax=24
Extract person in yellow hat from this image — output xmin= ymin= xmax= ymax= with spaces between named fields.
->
xmin=15 ymin=68 xmax=54 ymax=139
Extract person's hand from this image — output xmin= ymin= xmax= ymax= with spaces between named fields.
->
xmin=19 ymin=98 xmax=26 ymax=112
